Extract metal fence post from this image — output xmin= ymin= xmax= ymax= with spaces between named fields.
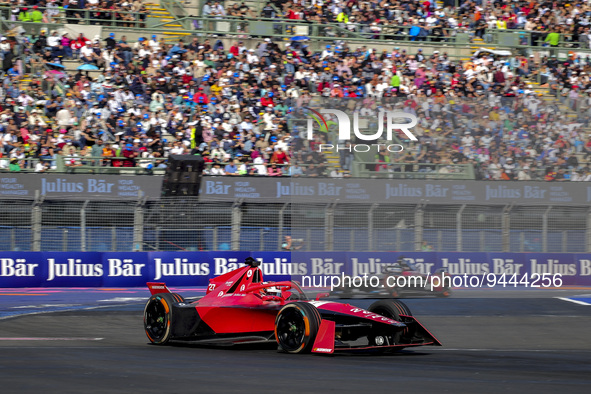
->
xmin=480 ymin=231 xmax=485 ymax=252
xmin=325 ymin=202 xmax=336 ymax=252
xmin=80 ymin=200 xmax=89 ymax=252
xmin=587 ymin=209 xmax=591 ymax=253
xmin=10 ymin=228 xmax=16 ymax=251
xmin=278 ymin=203 xmax=289 ymax=251
xmin=212 ymin=227 xmax=217 ymax=251
xmin=414 ymin=204 xmax=424 ymax=252
xmin=368 ymin=203 xmax=378 ymax=252
xmin=111 ymin=227 xmax=117 ymax=252
xmin=31 ymin=191 xmax=43 ymax=252
xmin=133 ymin=194 xmax=146 ymax=252
xmin=542 ymin=206 xmax=552 ymax=253
xmin=456 ymin=204 xmax=466 ymax=252
xmin=502 ymin=204 xmax=512 ymax=252
xmin=62 ymin=228 xmax=68 ymax=252
xmin=231 ymin=199 xmax=243 ymax=251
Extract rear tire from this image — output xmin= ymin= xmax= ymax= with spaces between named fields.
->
xmin=144 ymin=293 xmax=185 ymax=345
xmin=275 ymin=302 xmax=321 ymax=354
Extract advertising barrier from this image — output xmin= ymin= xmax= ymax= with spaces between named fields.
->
xmin=1 ymin=252 xmax=591 ymax=288
xmin=199 ymin=178 xmax=591 ymax=205
xmin=4 ymin=174 xmax=591 ymax=205
xmin=0 ymin=174 xmax=162 ymax=200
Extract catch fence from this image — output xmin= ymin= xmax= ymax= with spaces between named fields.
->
xmin=0 ymin=198 xmax=588 ymax=253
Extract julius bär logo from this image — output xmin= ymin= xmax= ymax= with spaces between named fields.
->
xmin=305 ymin=108 xmax=418 ymax=153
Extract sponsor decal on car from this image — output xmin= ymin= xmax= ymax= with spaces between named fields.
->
xmin=349 ymin=308 xmax=399 ymax=324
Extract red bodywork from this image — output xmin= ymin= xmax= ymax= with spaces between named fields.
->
xmin=146 ymin=262 xmax=441 ymax=353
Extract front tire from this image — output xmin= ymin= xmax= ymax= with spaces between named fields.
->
xmin=368 ymin=299 xmax=414 ymax=348
xmin=275 ymin=302 xmax=321 ymax=354
xmin=144 ymin=293 xmax=185 ymax=344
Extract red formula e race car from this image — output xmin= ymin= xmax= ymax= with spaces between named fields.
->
xmin=143 ymin=258 xmax=441 ymax=354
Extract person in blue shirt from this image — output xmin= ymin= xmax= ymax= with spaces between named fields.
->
xmin=409 ymin=23 xmax=421 ymax=41
xmin=289 ymin=163 xmax=304 ymax=177
xmin=168 ymin=41 xmax=187 ymax=57
xmin=224 ymin=159 xmax=238 ymax=175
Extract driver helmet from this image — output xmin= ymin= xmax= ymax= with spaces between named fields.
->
xmin=263 ymin=283 xmax=281 ymax=297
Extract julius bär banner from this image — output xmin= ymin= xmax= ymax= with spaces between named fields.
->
xmin=199 ymin=178 xmax=591 ymax=206
xmin=0 ymin=174 xmax=162 ymax=200
xmin=3 ymin=174 xmax=591 ymax=205
xmin=1 ymin=251 xmax=591 ymax=287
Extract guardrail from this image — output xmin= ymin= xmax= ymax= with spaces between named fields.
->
xmin=195 ymin=0 xmax=269 ymax=18
xmin=1 ymin=155 xmax=323 ymax=176
xmin=0 ymin=6 xmax=148 ymax=29
xmin=352 ymin=162 xmax=475 ymax=180
xmin=3 ymin=5 xmax=591 ymax=56
xmin=2 ymin=154 xmax=479 ymax=180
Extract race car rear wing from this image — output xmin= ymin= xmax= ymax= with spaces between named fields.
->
xmin=147 ymin=282 xmax=171 ymax=295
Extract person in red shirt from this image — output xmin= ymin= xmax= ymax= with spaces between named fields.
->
xmin=271 ymin=147 xmax=289 ymax=164
xmin=554 ymin=136 xmax=569 ymax=149
xmin=260 ymin=92 xmax=274 ymax=107
xmin=229 ymin=42 xmax=240 ymax=57
xmin=331 ymin=84 xmax=344 ymax=97
xmin=404 ymin=98 xmax=418 ymax=110
xmin=284 ymin=7 xmax=299 ymax=20
xmin=193 ymin=87 xmax=209 ymax=104
xmin=75 ymin=33 xmax=91 ymax=48
xmin=182 ymin=74 xmax=192 ymax=85
xmin=122 ymin=144 xmax=137 ymax=167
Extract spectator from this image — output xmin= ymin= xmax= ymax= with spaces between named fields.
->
xmin=31 ymin=6 xmax=43 ymax=23
xmin=224 ymin=159 xmax=238 ymax=175
xmin=9 ymin=158 xmax=21 ymax=171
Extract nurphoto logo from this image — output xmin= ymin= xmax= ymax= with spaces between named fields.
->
xmin=305 ymin=108 xmax=419 ymax=153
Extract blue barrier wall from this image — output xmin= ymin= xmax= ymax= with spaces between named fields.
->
xmin=1 ymin=252 xmax=591 ymax=287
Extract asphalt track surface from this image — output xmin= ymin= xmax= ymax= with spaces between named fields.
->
xmin=1 ymin=289 xmax=591 ymax=393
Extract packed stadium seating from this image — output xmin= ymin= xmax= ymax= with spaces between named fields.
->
xmin=2 ymin=0 xmax=591 ymax=181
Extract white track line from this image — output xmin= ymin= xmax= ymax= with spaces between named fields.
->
xmin=555 ymin=297 xmax=591 ymax=306
xmin=0 ymin=303 xmax=141 ymax=321
xmin=0 ymin=337 xmax=103 ymax=341
xmin=430 ymin=348 xmax=591 ymax=352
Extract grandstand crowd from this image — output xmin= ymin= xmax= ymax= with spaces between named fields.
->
xmin=1 ymin=0 xmax=591 ymax=181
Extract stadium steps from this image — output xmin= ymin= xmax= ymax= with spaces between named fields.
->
xmin=18 ymin=76 xmax=32 ymax=91
xmin=147 ymin=16 xmax=175 ymax=20
xmin=528 ymin=78 xmax=578 ymax=117
xmin=466 ymin=45 xmax=575 ymax=113
xmin=163 ymin=32 xmax=192 ymax=36
xmin=321 ymin=152 xmax=347 ymax=175
xmin=146 ymin=1 xmax=190 ymax=38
